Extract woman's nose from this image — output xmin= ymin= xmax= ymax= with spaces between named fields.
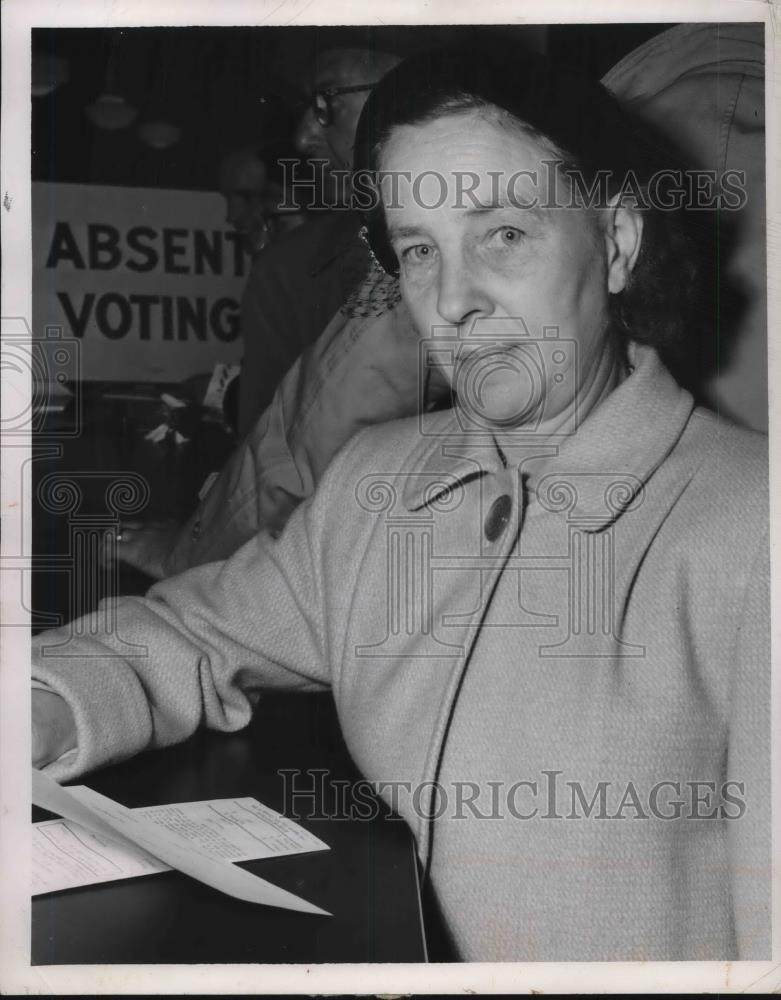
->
xmin=436 ymin=257 xmax=493 ymax=327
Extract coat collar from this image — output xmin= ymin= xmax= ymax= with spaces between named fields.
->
xmin=400 ymin=408 xmax=506 ymax=512
xmin=402 ymin=344 xmax=695 ymax=530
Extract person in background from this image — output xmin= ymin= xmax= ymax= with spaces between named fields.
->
xmin=217 ymin=145 xmax=309 ymax=430
xmin=219 ymin=146 xmax=307 ymax=260
xmin=219 ymin=147 xmax=273 ymax=258
xmin=237 ymin=46 xmax=403 ymax=433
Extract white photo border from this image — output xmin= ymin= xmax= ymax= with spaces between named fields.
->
xmin=2 ymin=0 xmax=778 ymax=993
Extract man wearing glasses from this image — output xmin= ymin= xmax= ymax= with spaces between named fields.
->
xmin=235 ymin=46 xmax=402 ymax=434
xmin=291 ymin=49 xmax=399 ymax=211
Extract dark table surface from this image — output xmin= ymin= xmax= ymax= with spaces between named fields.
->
xmin=30 ymin=388 xmax=427 ymax=964
xmin=32 ymin=692 xmax=427 ymax=965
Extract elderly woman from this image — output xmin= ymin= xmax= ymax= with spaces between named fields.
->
xmin=32 ymin=46 xmax=769 ymax=962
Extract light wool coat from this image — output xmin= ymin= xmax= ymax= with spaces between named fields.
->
xmin=33 ymin=345 xmax=770 ymax=961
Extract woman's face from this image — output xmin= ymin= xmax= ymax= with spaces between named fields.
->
xmin=379 ymin=109 xmax=631 ymax=430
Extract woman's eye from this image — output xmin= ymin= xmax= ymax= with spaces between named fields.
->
xmin=400 ymin=244 xmax=437 ymax=266
xmin=489 ymin=226 xmax=525 ymax=247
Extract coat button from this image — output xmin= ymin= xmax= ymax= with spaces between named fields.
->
xmin=484 ymin=494 xmax=513 ymax=542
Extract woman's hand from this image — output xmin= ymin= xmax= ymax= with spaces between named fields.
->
xmin=106 ymin=519 xmax=181 ymax=581
xmin=32 ymin=688 xmax=77 ymax=769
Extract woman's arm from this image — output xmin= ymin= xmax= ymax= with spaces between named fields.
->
xmin=32 ymin=466 xmax=336 ymax=782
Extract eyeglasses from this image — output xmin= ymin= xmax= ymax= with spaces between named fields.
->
xmin=309 ymin=83 xmax=374 ymax=127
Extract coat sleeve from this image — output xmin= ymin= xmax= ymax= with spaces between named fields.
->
xmin=31 ymin=457 xmax=345 ymax=784
xmin=164 ymin=376 xmax=307 ymax=574
xmin=725 ymin=525 xmax=772 ymax=959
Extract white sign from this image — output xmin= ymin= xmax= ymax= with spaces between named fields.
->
xmin=33 ymin=182 xmax=249 ymax=381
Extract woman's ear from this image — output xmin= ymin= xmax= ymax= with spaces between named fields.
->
xmin=604 ymin=199 xmax=644 ymax=294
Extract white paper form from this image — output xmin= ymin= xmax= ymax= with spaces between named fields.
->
xmin=134 ymin=797 xmax=328 ymax=861
xmin=32 ymin=768 xmax=331 ymax=915
xmin=33 ymin=797 xmax=329 ymax=895
xmin=33 ymin=818 xmax=165 ymax=894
